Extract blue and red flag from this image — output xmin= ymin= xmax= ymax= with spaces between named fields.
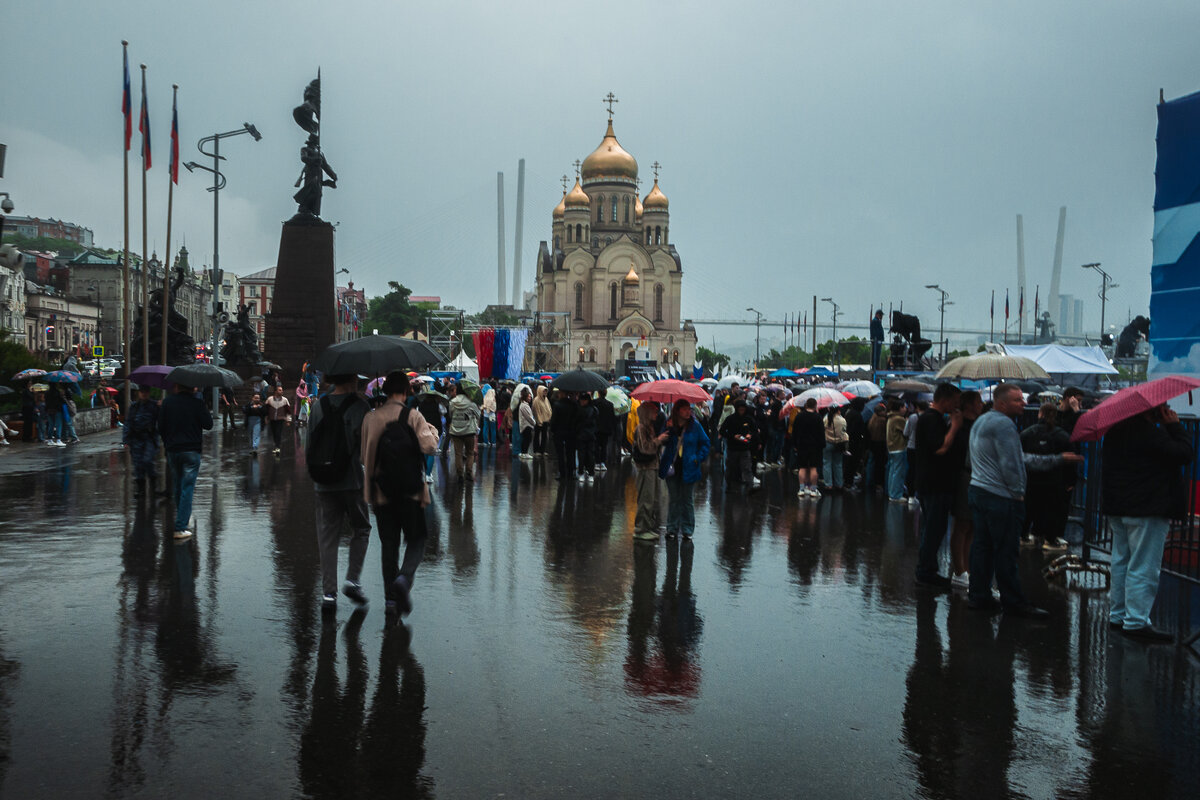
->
xmin=169 ymin=92 xmax=179 ymax=184
xmin=122 ymin=46 xmax=132 ymax=151
xmin=139 ymin=71 xmax=151 ymax=169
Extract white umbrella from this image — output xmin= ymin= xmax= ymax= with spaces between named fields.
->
xmin=510 ymin=382 xmax=532 ymax=410
xmin=839 ymin=380 xmax=881 ymax=398
xmin=699 ymin=377 xmax=717 ymax=388
xmin=786 ymin=387 xmax=851 ymax=410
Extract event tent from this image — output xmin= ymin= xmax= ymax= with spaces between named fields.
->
xmin=1001 ymin=344 xmax=1117 ymax=388
xmin=448 ymin=350 xmax=480 ymax=383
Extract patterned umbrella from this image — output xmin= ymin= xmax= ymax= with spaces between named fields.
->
xmin=935 ymin=353 xmax=1050 ymax=381
xmin=44 ymin=370 xmax=83 ymax=384
xmin=606 ymin=386 xmax=632 ymax=414
xmin=13 ymin=369 xmax=46 ymax=381
xmin=785 ymin=387 xmax=850 ymax=410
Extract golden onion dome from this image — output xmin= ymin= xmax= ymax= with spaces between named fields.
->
xmin=634 ymin=193 xmax=643 ymax=217
xmin=564 ymin=178 xmax=590 ymax=209
xmin=581 ymin=120 xmax=638 ymax=183
xmin=552 ymin=191 xmax=566 ymax=219
xmin=643 ymin=178 xmax=668 ymax=211
xmin=624 ymin=262 xmax=640 ymax=283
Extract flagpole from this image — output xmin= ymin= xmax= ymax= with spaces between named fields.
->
xmin=162 ymin=84 xmax=177 ymax=365
xmin=140 ymin=64 xmax=150 ymax=367
xmin=990 ymin=289 xmax=995 ymax=343
xmin=121 ymin=41 xmax=132 ymax=416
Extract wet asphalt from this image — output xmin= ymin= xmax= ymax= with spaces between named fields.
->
xmin=0 ymin=427 xmax=1198 ymax=798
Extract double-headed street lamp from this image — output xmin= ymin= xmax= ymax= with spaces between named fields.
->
xmin=184 ymin=122 xmax=261 ymax=414
xmin=746 ymin=307 xmax=762 ymax=367
xmin=1081 ymin=263 xmax=1117 ymax=344
xmin=820 ymin=297 xmax=841 ymax=369
xmin=925 ymin=284 xmax=952 ymax=361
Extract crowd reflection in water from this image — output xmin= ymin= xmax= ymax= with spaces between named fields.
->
xmin=625 ymin=539 xmax=703 ymax=708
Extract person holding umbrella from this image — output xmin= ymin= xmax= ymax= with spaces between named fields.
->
xmin=1101 ymin=403 xmax=1194 ymax=641
xmin=446 ymin=382 xmax=481 ymax=481
xmin=632 ymin=401 xmax=667 ymax=540
xmin=158 ymin=380 xmax=214 ymax=539
xmin=659 ymin=399 xmax=710 ymax=539
xmin=123 ymin=384 xmax=161 ymax=498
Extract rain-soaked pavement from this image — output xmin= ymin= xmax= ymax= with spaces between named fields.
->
xmin=1 ymin=428 xmax=1198 ymax=799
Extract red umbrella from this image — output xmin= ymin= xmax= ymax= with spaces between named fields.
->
xmin=631 ymin=379 xmax=711 ymax=405
xmin=1070 ymin=375 xmax=1200 ymax=442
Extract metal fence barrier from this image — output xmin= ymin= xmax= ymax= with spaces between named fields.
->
xmin=1072 ymin=417 xmax=1200 ymax=647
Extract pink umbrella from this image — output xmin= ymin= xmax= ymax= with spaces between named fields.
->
xmin=785 ymin=387 xmax=850 ymax=411
xmin=1070 ymin=375 xmax=1200 ymax=442
xmin=631 ymin=379 xmax=712 ymax=405
xmin=366 ymin=376 xmax=385 ymax=397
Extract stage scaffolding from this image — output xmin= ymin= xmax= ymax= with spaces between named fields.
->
xmin=425 ymin=309 xmax=572 ymax=374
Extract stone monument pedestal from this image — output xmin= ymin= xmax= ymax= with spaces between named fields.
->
xmin=265 ymin=215 xmax=336 ymax=385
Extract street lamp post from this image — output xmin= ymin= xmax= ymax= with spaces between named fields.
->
xmin=183 ymin=122 xmax=261 ymax=415
xmin=820 ymin=297 xmax=841 ymax=371
xmin=1082 ymin=263 xmax=1116 ymax=344
xmin=746 ymin=307 xmax=762 ymax=367
xmin=924 ymin=284 xmax=952 ymax=362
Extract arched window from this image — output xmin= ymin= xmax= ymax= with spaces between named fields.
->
xmin=623 ymin=196 xmax=630 ymax=223
xmin=655 ymin=226 xmax=662 ymax=245
xmin=611 ymin=197 xmax=618 ymax=222
xmin=574 ymin=283 xmax=584 ymax=320
xmin=575 ymin=223 xmax=582 ymax=242
xmin=654 ymin=284 xmax=664 ymax=321
xmin=588 ymin=348 xmax=596 ymax=362
xmin=609 ymin=282 xmax=618 ymax=319
xmin=596 ymin=196 xmax=604 ymax=222
xmin=605 ymin=236 xmax=612 ymax=246
xmin=554 ymin=235 xmax=561 ymax=249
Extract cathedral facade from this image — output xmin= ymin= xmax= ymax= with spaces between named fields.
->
xmin=534 ymin=115 xmax=696 ymax=374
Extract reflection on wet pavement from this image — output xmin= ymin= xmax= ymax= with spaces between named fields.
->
xmin=0 ymin=429 xmax=1197 ymax=797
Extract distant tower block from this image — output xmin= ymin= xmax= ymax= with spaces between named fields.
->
xmin=1048 ymin=206 xmax=1066 ymax=332
xmin=512 ymin=158 xmax=525 ymax=308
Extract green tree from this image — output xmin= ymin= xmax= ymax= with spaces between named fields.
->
xmin=363 ymin=282 xmax=428 ymax=336
xmin=695 ymin=345 xmax=730 ymax=370
xmin=0 ymin=329 xmax=51 ymax=413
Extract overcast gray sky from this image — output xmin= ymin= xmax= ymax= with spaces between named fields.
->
xmin=3 ymin=0 xmax=1197 ymax=353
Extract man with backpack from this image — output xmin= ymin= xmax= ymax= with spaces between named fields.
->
xmin=307 ymin=373 xmax=372 ymax=613
xmin=360 ymin=371 xmax=439 ymax=622
xmin=123 ymin=384 xmax=160 ymax=499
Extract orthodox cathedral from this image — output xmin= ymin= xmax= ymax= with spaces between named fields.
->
xmin=535 ymin=106 xmax=696 ymax=374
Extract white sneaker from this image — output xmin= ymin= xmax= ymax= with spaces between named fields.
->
xmin=424 ymin=473 xmax=434 ymax=484
xmin=951 ymin=572 xmax=970 ymax=589
xmin=809 ymin=487 xmax=822 ymax=497
xmin=585 ymin=474 xmax=594 ymax=483
xmin=751 ymin=478 xmax=761 ymax=489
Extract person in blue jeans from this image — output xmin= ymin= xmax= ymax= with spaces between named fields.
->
xmin=1101 ymin=403 xmax=1194 ymax=641
xmin=244 ymin=393 xmax=268 ymax=454
xmin=159 ymin=383 xmax=213 ymax=539
xmin=659 ymin=399 xmax=710 ymax=539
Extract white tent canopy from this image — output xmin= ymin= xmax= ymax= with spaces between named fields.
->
xmin=1000 ymin=344 xmax=1117 ymax=388
xmin=448 ymin=349 xmax=479 ymax=383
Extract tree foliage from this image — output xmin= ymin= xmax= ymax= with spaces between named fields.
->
xmin=695 ymin=345 xmax=730 ymax=369
xmin=363 ymin=282 xmax=427 ymax=337
xmin=0 ymin=328 xmax=51 ymax=412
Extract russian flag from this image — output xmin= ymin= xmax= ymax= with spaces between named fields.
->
xmin=139 ymin=71 xmax=151 ymax=169
xmin=122 ymin=46 xmax=131 ymax=151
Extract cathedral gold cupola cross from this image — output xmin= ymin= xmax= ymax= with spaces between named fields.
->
xmin=573 ymin=159 xmax=581 ymax=178
xmin=603 ymin=92 xmax=619 ymax=119
xmin=561 ymin=174 xmax=570 ymax=191
xmin=652 ymin=161 xmax=661 ymax=180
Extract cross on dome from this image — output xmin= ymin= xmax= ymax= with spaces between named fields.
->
xmin=603 ymin=92 xmax=619 ymax=119
xmin=652 ymin=161 xmax=661 ymax=180
xmin=561 ymin=174 xmax=570 ymax=191
xmin=573 ymin=159 xmax=582 ymax=178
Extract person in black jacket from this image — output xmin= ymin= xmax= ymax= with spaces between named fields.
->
xmin=793 ymin=398 xmax=827 ymax=497
xmin=593 ymin=391 xmax=616 ymax=472
xmin=719 ymin=399 xmax=758 ymax=491
xmin=843 ymin=397 xmax=867 ymax=488
xmin=573 ymin=392 xmax=598 ymax=482
xmin=123 ymin=384 xmax=161 ymax=498
xmin=158 ymin=383 xmax=214 ymax=539
xmin=550 ymin=391 xmax=577 ymax=481
xmin=1019 ymin=404 xmax=1074 ymax=551
xmin=1102 ymin=404 xmax=1194 ymax=641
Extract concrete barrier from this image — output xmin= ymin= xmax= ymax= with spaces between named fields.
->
xmin=74 ymin=407 xmax=112 ymax=436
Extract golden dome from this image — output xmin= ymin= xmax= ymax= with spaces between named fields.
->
xmin=553 ymin=191 xmax=566 ymax=219
xmin=624 ymin=261 xmax=640 ymax=283
xmin=564 ymin=178 xmax=590 ymax=209
xmin=634 ymin=193 xmax=643 ymax=217
xmin=581 ymin=120 xmax=638 ymax=183
xmin=643 ymin=178 xmax=668 ymax=211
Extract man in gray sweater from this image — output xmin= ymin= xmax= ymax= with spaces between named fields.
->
xmin=968 ymin=383 xmax=1083 ymax=618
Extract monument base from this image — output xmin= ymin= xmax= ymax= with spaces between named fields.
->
xmin=265 ymin=218 xmax=337 ymax=387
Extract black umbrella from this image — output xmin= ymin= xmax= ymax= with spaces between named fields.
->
xmin=166 ymin=364 xmax=244 ymax=389
xmin=1002 ymin=379 xmax=1048 ymax=394
xmin=313 ymin=335 xmax=440 ymax=376
xmin=550 ymin=368 xmax=609 ymax=393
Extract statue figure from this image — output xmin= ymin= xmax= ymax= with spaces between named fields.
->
xmin=130 ymin=261 xmax=195 ymax=366
xmin=220 ymin=303 xmax=263 ymax=368
xmin=291 ymin=74 xmax=336 ymax=218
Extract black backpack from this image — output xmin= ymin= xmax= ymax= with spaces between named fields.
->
xmin=374 ymin=408 xmax=425 ymax=501
xmin=307 ymin=395 xmax=357 ymax=484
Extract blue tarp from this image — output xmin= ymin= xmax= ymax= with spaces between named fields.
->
xmin=769 ymin=368 xmax=800 ymax=378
